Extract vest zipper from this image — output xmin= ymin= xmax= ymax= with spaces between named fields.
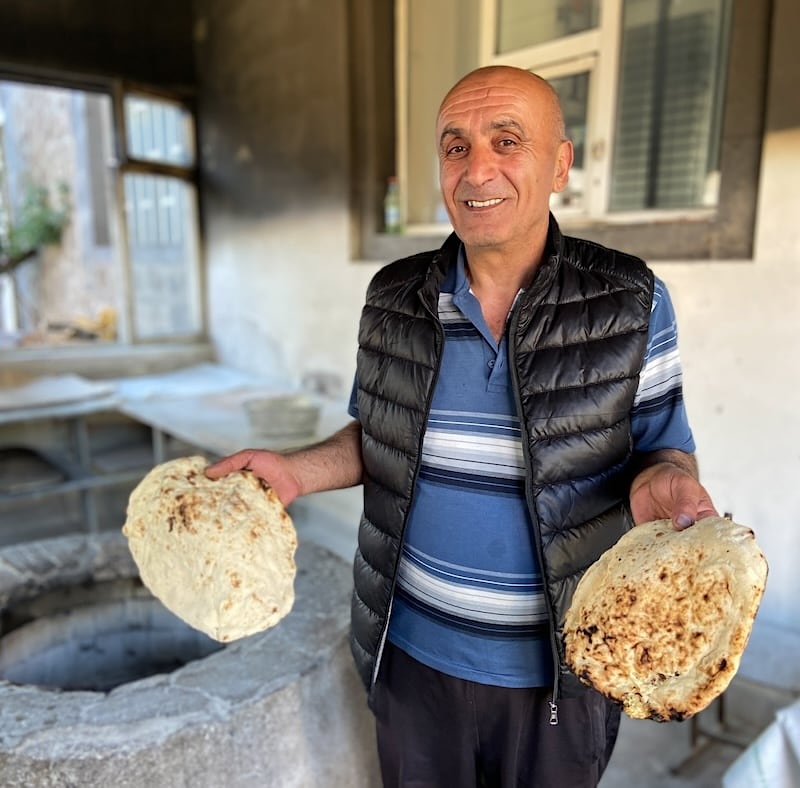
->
xmin=369 ymin=293 xmax=445 ymax=690
xmin=507 ymin=304 xmax=561 ymax=725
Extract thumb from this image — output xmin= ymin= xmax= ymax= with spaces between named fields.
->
xmin=672 ymin=481 xmax=719 ymax=531
xmin=204 ymin=450 xmax=257 ymax=480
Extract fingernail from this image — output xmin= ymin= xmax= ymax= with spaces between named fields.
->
xmin=676 ymin=514 xmax=693 ymax=529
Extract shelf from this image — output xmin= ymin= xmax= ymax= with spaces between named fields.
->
xmin=0 ymin=468 xmax=147 ymax=504
xmin=0 ymin=447 xmax=65 ymax=495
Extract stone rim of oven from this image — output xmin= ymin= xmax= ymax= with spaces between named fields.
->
xmin=0 ymin=579 xmax=225 ymax=692
xmin=0 ymin=532 xmax=350 ymax=762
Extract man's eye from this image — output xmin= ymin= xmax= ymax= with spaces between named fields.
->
xmin=446 ymin=144 xmax=467 ymax=156
xmin=498 ymin=138 xmax=516 ymax=148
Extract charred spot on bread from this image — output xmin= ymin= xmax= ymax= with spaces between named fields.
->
xmin=122 ymin=455 xmax=298 ymax=643
xmin=562 ymin=517 xmax=767 ymax=722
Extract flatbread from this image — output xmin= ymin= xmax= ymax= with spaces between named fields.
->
xmin=564 ymin=516 xmax=767 ymax=721
xmin=122 ymin=455 xmax=297 ymax=642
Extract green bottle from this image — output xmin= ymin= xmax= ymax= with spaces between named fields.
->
xmin=384 ymin=176 xmax=402 ymax=234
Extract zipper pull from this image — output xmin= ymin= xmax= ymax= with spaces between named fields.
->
xmin=549 ymin=701 xmax=559 ymax=726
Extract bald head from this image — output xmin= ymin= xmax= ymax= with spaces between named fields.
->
xmin=434 ymin=64 xmax=574 ymax=263
xmin=438 ymin=66 xmax=566 ymax=148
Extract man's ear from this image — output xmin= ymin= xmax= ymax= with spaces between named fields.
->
xmin=552 ymin=140 xmax=574 ymax=193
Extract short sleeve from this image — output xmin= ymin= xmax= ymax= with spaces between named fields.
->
xmin=630 ymin=277 xmax=696 ymax=454
xmin=347 ymin=375 xmax=359 ymax=420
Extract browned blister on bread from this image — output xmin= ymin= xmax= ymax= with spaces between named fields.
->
xmin=122 ymin=456 xmax=297 ymax=642
xmin=564 ymin=517 xmax=768 ymax=721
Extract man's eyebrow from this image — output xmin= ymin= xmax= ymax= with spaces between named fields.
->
xmin=439 ymin=118 xmax=526 ymax=147
xmin=439 ymin=126 xmax=464 ymax=147
xmin=490 ymin=118 xmax=525 ymax=135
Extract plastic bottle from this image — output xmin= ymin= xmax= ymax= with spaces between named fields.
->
xmin=383 ymin=176 xmax=402 ymax=234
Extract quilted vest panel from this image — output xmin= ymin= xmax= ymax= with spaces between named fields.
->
xmin=350 ymin=221 xmax=653 ymax=698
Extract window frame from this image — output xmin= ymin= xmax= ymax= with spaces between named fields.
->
xmin=0 ymin=67 xmax=204 ymax=351
xmin=112 ymin=80 xmax=204 ymax=343
xmin=478 ymin=0 xmax=618 ymax=220
xmin=349 ymin=0 xmax=770 ymax=262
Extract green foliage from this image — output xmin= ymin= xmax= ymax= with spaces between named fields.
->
xmin=0 ymin=181 xmax=71 ymax=272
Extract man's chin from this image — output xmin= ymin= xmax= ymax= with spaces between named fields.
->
xmin=455 ymin=229 xmax=507 ymax=251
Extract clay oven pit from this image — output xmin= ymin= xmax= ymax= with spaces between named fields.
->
xmin=0 ymin=532 xmax=378 ymax=787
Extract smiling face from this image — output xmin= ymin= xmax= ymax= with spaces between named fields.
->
xmin=436 ymin=67 xmax=573 ymax=262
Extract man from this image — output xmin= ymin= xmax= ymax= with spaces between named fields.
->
xmin=207 ymin=66 xmax=718 ymax=787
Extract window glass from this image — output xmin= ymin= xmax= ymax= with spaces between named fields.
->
xmin=124 ymin=174 xmax=201 ymax=339
xmin=496 ymin=0 xmax=600 ymax=53
xmin=609 ymin=0 xmax=730 ymax=210
xmin=124 ymin=95 xmax=195 ymax=167
xmin=548 ymin=72 xmax=590 ymax=211
xmin=0 ymin=82 xmax=121 ymax=347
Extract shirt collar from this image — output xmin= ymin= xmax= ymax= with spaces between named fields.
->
xmin=454 ymin=244 xmax=526 ymax=305
xmin=453 ymin=244 xmax=470 ymax=296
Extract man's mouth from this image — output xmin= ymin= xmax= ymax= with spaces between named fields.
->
xmin=465 ymin=198 xmax=503 ymax=208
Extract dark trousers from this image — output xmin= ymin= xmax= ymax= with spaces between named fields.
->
xmin=372 ymin=643 xmax=620 ymax=788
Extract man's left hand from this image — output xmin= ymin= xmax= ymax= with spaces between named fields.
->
xmin=630 ymin=461 xmax=718 ymax=531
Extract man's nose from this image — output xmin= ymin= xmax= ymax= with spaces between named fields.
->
xmin=463 ymin=145 xmax=498 ymax=186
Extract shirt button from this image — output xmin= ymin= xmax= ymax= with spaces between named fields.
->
xmin=487 ymin=359 xmax=495 ymax=368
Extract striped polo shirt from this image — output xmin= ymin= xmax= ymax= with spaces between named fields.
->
xmin=350 ymin=250 xmax=695 ymax=688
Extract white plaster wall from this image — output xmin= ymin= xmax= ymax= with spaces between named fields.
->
xmin=650 ymin=125 xmax=800 ymax=631
xmin=206 ymin=207 xmax=379 ymax=391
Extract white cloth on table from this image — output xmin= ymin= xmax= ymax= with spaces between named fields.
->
xmin=723 ymin=697 xmax=800 ymax=787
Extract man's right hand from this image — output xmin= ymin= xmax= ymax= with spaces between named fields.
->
xmin=204 ymin=420 xmax=365 ymax=508
xmin=205 ymin=450 xmax=303 ymax=507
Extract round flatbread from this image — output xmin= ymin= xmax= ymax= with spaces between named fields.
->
xmin=122 ymin=456 xmax=297 ymax=642
xmin=564 ymin=516 xmax=767 ymax=721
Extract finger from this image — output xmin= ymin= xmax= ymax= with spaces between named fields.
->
xmin=630 ymin=495 xmax=659 ymax=526
xmin=204 ymin=450 xmax=256 ymax=479
xmin=672 ymin=484 xmax=719 ymax=530
xmin=696 ymin=496 xmax=720 ymax=522
xmin=673 ymin=512 xmax=694 ymax=531
xmin=671 ymin=478 xmax=700 ymax=531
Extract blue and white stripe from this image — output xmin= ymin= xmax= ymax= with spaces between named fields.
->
xmin=396 ymin=544 xmax=549 ymax=637
xmin=419 ymin=410 xmax=525 ymax=495
xmin=631 ymin=279 xmax=692 ymax=438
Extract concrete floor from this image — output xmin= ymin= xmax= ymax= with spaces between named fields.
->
xmin=600 ymin=715 xmax=741 ymax=787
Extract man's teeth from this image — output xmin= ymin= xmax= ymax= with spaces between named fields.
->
xmin=467 ymin=198 xmax=503 ymax=208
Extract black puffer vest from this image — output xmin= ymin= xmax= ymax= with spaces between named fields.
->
xmin=350 ymin=216 xmax=654 ymax=702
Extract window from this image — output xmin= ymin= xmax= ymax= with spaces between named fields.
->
xmin=496 ymin=0 xmax=600 ymax=52
xmin=609 ymin=0 xmax=730 ymax=211
xmin=121 ymin=93 xmax=201 ymax=341
xmin=400 ymin=0 xmax=730 ymax=221
xmin=393 ymin=0 xmax=741 ymax=252
xmin=0 ymin=77 xmax=202 ymax=350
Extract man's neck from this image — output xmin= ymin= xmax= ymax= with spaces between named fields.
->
xmin=463 ymin=253 xmax=539 ymax=343
xmin=464 ymin=236 xmax=547 ymax=297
